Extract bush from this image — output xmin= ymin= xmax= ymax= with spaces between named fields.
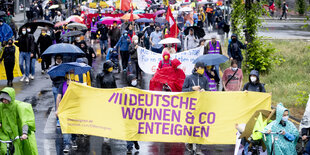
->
xmin=296 ymin=0 xmax=306 ymax=15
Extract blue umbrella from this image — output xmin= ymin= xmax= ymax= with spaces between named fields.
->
xmin=135 ymin=18 xmax=153 ymax=23
xmin=41 ymin=43 xmax=85 ymax=58
xmin=193 ymin=54 xmax=229 ymax=66
xmin=47 ymin=62 xmax=91 ymax=77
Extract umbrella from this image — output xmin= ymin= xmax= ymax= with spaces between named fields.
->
xmin=66 ymin=15 xmax=84 ymax=24
xmin=18 ymin=20 xmax=54 ymax=34
xmin=101 ymin=18 xmax=121 ymax=25
xmin=60 ymin=31 xmax=83 ymax=38
xmin=42 ymin=43 xmax=85 ymax=58
xmin=99 ymin=16 xmax=113 ymax=21
xmin=193 ymin=54 xmax=228 ymax=65
xmin=67 ymin=23 xmax=87 ymax=30
xmin=155 ymin=17 xmax=168 ymax=24
xmin=120 ymin=13 xmax=140 ymax=20
xmin=184 ymin=26 xmax=205 ymax=38
xmin=133 ymin=10 xmax=145 ymax=14
xmin=54 ymin=21 xmax=69 ymax=27
xmin=179 ymin=7 xmax=193 ymax=12
xmin=47 ymin=62 xmax=91 ymax=77
xmin=135 ymin=18 xmax=153 ymax=23
xmin=154 ymin=10 xmax=166 ymax=16
xmin=159 ymin=38 xmax=181 ymax=44
xmin=48 ymin=4 xmax=59 ymax=9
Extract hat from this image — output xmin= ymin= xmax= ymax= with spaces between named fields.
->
xmin=0 ymin=92 xmax=11 ymax=102
xmin=211 ymin=35 xmax=216 ymax=39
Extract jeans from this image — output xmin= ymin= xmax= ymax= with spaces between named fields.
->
xmin=100 ymin=39 xmax=108 ymax=55
xmin=30 ymin=58 xmax=36 ymax=76
xmin=19 ymin=52 xmax=31 ymax=77
xmin=151 ymin=47 xmax=163 ymax=54
xmin=237 ymin=60 xmax=242 ymax=69
xmin=52 ymin=86 xmax=58 ymax=108
xmin=243 ymin=141 xmax=249 ymax=155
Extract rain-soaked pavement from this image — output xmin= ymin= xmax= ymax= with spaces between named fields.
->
xmin=1 ymin=14 xmax=309 ymax=155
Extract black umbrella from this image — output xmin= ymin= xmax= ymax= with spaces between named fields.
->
xmin=184 ymin=26 xmax=206 ymax=39
xmin=18 ymin=20 xmax=54 ymax=34
xmin=60 ymin=31 xmax=83 ymax=38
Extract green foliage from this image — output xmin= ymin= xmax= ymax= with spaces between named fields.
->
xmin=296 ymin=0 xmax=306 ymax=15
xmin=231 ymin=0 xmax=283 ymax=74
xmin=294 ymin=90 xmax=309 ymax=106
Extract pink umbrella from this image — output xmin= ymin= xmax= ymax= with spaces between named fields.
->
xmin=101 ymin=18 xmax=121 ymax=25
xmin=154 ymin=10 xmax=166 ymax=16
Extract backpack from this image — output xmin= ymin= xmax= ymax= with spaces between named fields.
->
xmin=160 ymin=60 xmax=171 ymax=68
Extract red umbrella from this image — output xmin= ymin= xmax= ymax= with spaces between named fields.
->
xmin=66 ymin=15 xmax=84 ymax=23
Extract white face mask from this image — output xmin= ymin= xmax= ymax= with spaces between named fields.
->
xmin=22 ymin=31 xmax=26 ymax=35
xmin=250 ymin=76 xmax=257 ymax=83
xmin=282 ymin=116 xmax=289 ymax=122
xmin=231 ymin=67 xmax=238 ymax=71
xmin=131 ymin=80 xmax=137 ymax=86
xmin=27 ymin=29 xmax=31 ymax=32
xmin=134 ymin=40 xmax=138 ymax=44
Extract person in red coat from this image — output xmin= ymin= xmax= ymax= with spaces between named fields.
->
xmin=158 ymin=51 xmax=171 ymax=69
xmin=150 ymin=59 xmax=186 ymax=92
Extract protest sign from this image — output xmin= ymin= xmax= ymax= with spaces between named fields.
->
xmin=58 ymin=82 xmax=271 ymax=144
xmin=137 ymin=47 xmax=203 ymax=75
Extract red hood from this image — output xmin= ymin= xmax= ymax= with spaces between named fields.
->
xmin=162 ymin=51 xmax=171 ymax=60
xmin=171 ymin=59 xmax=181 ymax=69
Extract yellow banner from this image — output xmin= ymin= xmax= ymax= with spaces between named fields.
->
xmin=0 ymin=45 xmax=23 ymax=80
xmin=58 ymin=82 xmax=271 ymax=144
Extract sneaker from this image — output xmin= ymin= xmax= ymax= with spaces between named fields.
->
xmin=20 ymin=76 xmax=25 ymax=82
xmin=29 ymin=74 xmax=34 ymax=80
xmin=41 ymin=70 xmax=45 ymax=74
xmin=63 ymin=145 xmax=70 ymax=153
xmin=72 ymin=140 xmax=78 ymax=150
xmin=25 ymin=77 xmax=29 ymax=83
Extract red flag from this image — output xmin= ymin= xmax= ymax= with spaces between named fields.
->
xmin=120 ymin=0 xmax=130 ymax=11
xmin=165 ymin=6 xmax=179 ymax=38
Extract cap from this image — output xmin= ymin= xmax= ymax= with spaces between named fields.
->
xmin=0 ymin=92 xmax=11 ymax=102
xmin=211 ymin=35 xmax=216 ymax=39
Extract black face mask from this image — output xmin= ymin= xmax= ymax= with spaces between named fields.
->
xmin=232 ymin=38 xmax=237 ymax=42
xmin=8 ymin=42 xmax=13 ymax=45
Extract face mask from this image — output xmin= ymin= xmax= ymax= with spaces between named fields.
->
xmin=232 ymin=38 xmax=237 ymax=42
xmin=164 ymin=55 xmax=169 ymax=60
xmin=282 ymin=116 xmax=289 ymax=122
xmin=131 ymin=80 xmax=137 ymax=86
xmin=27 ymin=29 xmax=31 ymax=32
xmin=0 ymin=23 xmax=3 ymax=26
xmin=196 ymin=68 xmax=205 ymax=75
xmin=231 ymin=67 xmax=238 ymax=71
xmin=92 ymin=20 xmax=95 ymax=22
xmin=42 ymin=32 xmax=46 ymax=36
xmin=156 ymin=30 xmax=159 ymax=32
xmin=22 ymin=31 xmax=26 ymax=35
xmin=107 ymin=67 xmax=113 ymax=72
xmin=250 ymin=76 xmax=257 ymax=83
xmin=76 ymin=37 xmax=80 ymax=41
xmin=8 ymin=42 xmax=13 ymax=45
xmin=134 ymin=40 xmax=138 ymax=44
xmin=113 ymin=24 xmax=117 ymax=27
xmin=124 ymin=33 xmax=127 ymax=36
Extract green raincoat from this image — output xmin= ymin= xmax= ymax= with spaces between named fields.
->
xmin=0 ymin=87 xmax=38 ymax=155
xmin=263 ymin=103 xmax=299 ymax=155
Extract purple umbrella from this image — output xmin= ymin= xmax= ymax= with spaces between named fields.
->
xmin=101 ymin=18 xmax=121 ymax=25
xmin=154 ymin=10 xmax=166 ymax=16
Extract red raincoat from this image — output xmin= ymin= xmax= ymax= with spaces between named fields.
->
xmin=149 ymin=59 xmax=186 ymax=92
